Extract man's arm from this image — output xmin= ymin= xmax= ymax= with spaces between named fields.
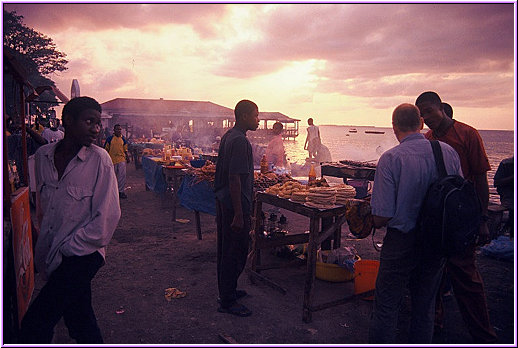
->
xmin=229 ymin=173 xmax=243 ymax=232
xmin=473 ymin=172 xmax=490 ymax=245
xmin=373 ymin=215 xmax=391 ymax=229
xmin=124 ymin=142 xmax=130 ymax=163
xmin=494 ymin=175 xmax=513 ymax=188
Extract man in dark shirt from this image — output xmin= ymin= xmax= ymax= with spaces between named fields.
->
xmin=416 ymin=91 xmax=497 ymax=343
xmin=494 ymin=156 xmax=514 ymax=237
xmin=214 ymin=100 xmax=259 ymax=317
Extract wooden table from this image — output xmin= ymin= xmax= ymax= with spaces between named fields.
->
xmin=248 ymin=192 xmax=374 ymax=323
xmin=321 ymin=162 xmax=376 ymax=181
xmin=162 ymin=167 xmax=192 ymax=232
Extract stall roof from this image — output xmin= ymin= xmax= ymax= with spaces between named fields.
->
xmin=259 ymin=111 xmax=300 ymax=123
xmin=101 ymin=98 xmax=300 ymax=122
xmin=101 ymin=98 xmax=233 ymax=119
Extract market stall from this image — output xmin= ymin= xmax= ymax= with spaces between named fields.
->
xmin=129 ymin=141 xmax=164 ymax=169
xmin=177 ymin=174 xmax=216 ymax=240
xmin=141 ymin=156 xmax=168 ymax=193
xmin=248 ymin=188 xmax=375 ymax=323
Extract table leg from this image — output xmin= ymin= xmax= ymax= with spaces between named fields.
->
xmin=171 ymin=186 xmax=177 ymax=222
xmin=333 ymin=216 xmax=342 ymax=249
xmin=249 ymin=201 xmax=263 ymax=272
xmin=321 ymin=217 xmax=333 ymax=250
xmin=195 ymin=210 xmax=202 ymax=240
xmin=303 ymin=217 xmax=320 ymax=323
xmin=171 ymin=175 xmax=181 ymax=222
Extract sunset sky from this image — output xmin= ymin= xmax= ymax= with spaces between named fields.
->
xmin=3 ymin=2 xmax=516 ymax=130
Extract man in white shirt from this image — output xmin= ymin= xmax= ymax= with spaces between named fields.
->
xmin=304 ymin=118 xmax=321 ymax=159
xmin=20 ymin=97 xmax=121 ymax=344
xmin=41 ymin=118 xmax=64 ymax=143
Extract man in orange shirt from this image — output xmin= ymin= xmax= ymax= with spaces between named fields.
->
xmin=415 ymin=91 xmax=497 ymax=344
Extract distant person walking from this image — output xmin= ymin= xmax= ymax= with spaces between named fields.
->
xmin=214 ymin=99 xmax=259 ymax=317
xmin=368 ymin=103 xmax=462 ymax=343
xmin=19 ymin=97 xmax=121 ymax=344
xmin=304 ymin=118 xmax=321 ymax=159
xmin=104 ymin=124 xmax=130 ymax=199
xmin=265 ymin=122 xmax=287 ymax=168
xmin=416 ymin=91 xmax=497 ymax=344
xmin=41 ymin=118 xmax=64 ymax=143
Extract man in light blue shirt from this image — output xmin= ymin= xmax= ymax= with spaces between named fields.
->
xmin=368 ymin=103 xmax=462 ymax=343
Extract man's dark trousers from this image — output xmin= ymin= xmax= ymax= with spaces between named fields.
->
xmin=216 ymin=200 xmax=250 ymax=307
xmin=20 ymin=251 xmax=104 ymax=343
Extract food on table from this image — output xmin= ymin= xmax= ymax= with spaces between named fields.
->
xmin=307 ymin=177 xmax=330 ymax=187
xmin=305 ymin=187 xmax=337 ymax=209
xmin=334 ymin=184 xmax=357 ymax=205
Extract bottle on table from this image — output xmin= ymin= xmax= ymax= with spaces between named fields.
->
xmin=260 ymin=154 xmax=268 ymax=174
xmin=308 ymin=164 xmax=316 ymax=183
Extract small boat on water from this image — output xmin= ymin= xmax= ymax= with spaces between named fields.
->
xmin=365 ymin=130 xmax=385 ymax=134
xmin=349 ymin=128 xmax=358 ymax=133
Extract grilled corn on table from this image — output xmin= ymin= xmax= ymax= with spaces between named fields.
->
xmin=248 ymin=192 xmax=374 ymax=323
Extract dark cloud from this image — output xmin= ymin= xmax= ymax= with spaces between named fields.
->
xmin=3 ymin=3 xmax=229 ymax=38
xmin=317 ymin=72 xmax=514 ymax=110
xmin=5 ymin=3 xmax=514 ymax=111
xmin=214 ymin=4 xmax=514 ymax=108
xmin=217 ymin=4 xmax=514 ymax=76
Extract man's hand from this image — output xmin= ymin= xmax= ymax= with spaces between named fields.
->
xmin=231 ymin=213 xmax=244 ymax=232
xmin=476 ymin=221 xmax=490 ymax=246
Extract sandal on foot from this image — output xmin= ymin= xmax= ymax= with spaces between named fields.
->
xmin=217 ymin=290 xmax=248 ymax=304
xmin=217 ymin=303 xmax=252 ymax=317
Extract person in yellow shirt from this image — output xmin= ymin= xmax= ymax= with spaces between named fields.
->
xmin=104 ymin=124 xmax=130 ymax=199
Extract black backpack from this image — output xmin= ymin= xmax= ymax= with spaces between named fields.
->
xmin=418 ymin=140 xmax=481 ymax=256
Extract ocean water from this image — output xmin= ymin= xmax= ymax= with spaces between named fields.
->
xmin=284 ymin=125 xmax=515 ymax=204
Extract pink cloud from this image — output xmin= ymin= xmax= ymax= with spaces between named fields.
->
xmin=3 ymin=3 xmax=230 ymax=38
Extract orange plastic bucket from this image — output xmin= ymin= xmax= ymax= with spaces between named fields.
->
xmin=354 ymin=259 xmax=380 ymax=296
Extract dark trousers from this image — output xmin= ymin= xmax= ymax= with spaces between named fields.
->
xmin=369 ymin=228 xmax=445 ymax=343
xmin=435 ymin=246 xmax=497 ymax=343
xmin=19 ymin=252 xmax=104 ymax=344
xmin=216 ymin=200 xmax=250 ymax=307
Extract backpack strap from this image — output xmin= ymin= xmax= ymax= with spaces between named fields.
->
xmin=430 ymin=140 xmax=447 ymax=178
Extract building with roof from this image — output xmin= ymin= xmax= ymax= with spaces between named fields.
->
xmin=100 ymin=98 xmax=300 ymax=142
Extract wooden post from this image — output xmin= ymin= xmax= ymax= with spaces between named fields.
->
xmin=250 ymin=200 xmax=263 ymax=272
xmin=19 ymin=88 xmax=28 ymax=186
xmin=302 ymin=217 xmax=320 ymax=323
xmin=195 ymin=210 xmax=202 ymax=240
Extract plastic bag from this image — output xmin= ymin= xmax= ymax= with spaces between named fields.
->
xmin=480 ymin=236 xmax=514 ymax=262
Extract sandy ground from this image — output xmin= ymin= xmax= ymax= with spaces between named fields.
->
xmin=39 ymin=164 xmax=515 ymax=345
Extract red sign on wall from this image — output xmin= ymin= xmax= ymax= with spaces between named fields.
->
xmin=10 ymin=187 xmax=35 ymax=325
